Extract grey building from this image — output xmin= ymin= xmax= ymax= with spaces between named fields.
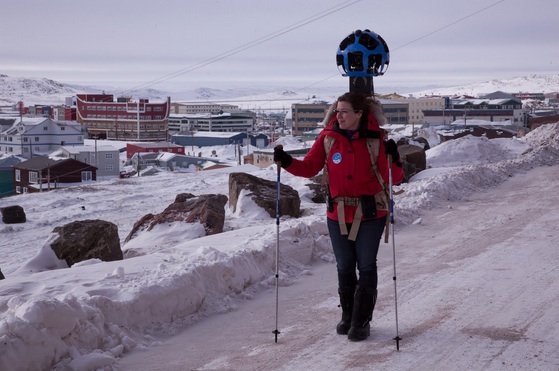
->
xmin=50 ymin=144 xmax=120 ymax=179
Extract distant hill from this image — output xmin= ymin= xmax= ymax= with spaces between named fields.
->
xmin=410 ymin=74 xmax=559 ymax=97
xmin=2 ymin=73 xmax=559 ymax=109
xmin=0 ymin=74 xmax=280 ymax=107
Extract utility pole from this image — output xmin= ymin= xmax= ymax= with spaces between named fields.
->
xmin=137 ymin=100 xmax=140 ymax=141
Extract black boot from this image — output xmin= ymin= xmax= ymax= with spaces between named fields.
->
xmin=347 ymin=286 xmax=377 ymax=341
xmin=336 ymin=286 xmax=354 ymax=335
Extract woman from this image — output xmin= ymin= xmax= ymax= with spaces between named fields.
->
xmin=274 ymin=92 xmax=404 ymax=341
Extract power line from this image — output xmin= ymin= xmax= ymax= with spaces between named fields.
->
xmin=392 ymin=0 xmax=507 ymax=51
xmin=123 ymin=0 xmax=506 ymax=103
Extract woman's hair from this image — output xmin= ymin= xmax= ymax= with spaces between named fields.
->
xmin=337 ymin=92 xmax=368 ymax=111
xmin=337 ymin=92 xmax=370 ymax=128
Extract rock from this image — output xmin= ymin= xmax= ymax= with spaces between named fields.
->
xmin=397 ymin=144 xmax=427 ymax=182
xmin=228 ymin=172 xmax=300 ymax=218
xmin=306 ymin=175 xmax=327 ymax=204
xmin=1 ymin=205 xmax=26 ymax=224
xmin=124 ymin=193 xmax=228 ymax=243
xmin=50 ymin=220 xmax=123 ymax=267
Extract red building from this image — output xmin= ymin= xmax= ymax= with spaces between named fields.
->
xmin=126 ymin=142 xmax=185 ymax=159
xmin=76 ymin=94 xmax=170 ymax=142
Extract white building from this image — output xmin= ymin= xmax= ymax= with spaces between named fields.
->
xmin=168 ymin=112 xmax=256 ymax=134
xmin=0 ymin=117 xmax=84 ymax=159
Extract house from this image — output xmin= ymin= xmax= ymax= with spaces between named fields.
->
xmin=0 ymin=117 xmax=85 ymax=159
xmin=13 ymin=156 xmax=97 ymax=194
xmin=129 ymin=152 xmax=160 ymax=172
xmin=252 ymin=147 xmax=311 ymax=169
xmin=155 ymin=152 xmax=229 ymax=171
xmin=0 ymin=155 xmax=25 ymax=198
xmin=75 ymin=94 xmax=170 ymax=142
xmin=49 ymin=144 xmax=120 ymax=179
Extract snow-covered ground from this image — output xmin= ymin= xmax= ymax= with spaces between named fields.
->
xmin=1 ymin=123 xmax=559 ymax=370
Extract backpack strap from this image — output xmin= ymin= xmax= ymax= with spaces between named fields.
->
xmin=322 ymin=135 xmax=335 ymax=186
xmin=364 ymin=137 xmax=392 ymax=242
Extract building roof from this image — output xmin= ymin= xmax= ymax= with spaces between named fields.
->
xmin=0 ymin=154 xmax=25 ymax=168
xmin=175 ymin=131 xmax=246 ymax=139
xmin=14 ymin=155 xmax=96 ymax=171
xmin=130 ymin=142 xmax=183 ymax=149
xmin=452 ymin=98 xmax=520 ymax=106
xmin=58 ymin=145 xmax=118 ymax=154
xmin=14 ymin=156 xmax=59 ymax=170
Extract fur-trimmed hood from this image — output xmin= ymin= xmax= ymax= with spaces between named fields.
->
xmin=321 ymin=97 xmax=387 ymax=131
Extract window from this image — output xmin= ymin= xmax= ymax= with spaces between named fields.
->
xmin=15 ymin=169 xmax=21 ymax=182
xmin=23 ymin=187 xmax=28 ymax=194
xmin=23 ymin=137 xmax=28 ymax=142
xmin=44 ymin=126 xmax=48 ymax=130
xmin=35 ymin=137 xmax=40 ymax=142
xmin=29 ymin=171 xmax=38 ymax=183
xmin=81 ymin=171 xmax=92 ymax=181
xmin=105 ymin=165 xmax=114 ymax=171
xmin=16 ymin=186 xmax=21 ymax=194
xmin=105 ymin=153 xmax=113 ymax=159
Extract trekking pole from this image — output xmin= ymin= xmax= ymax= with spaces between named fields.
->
xmin=273 ymin=152 xmax=282 ymax=343
xmin=388 ymin=154 xmax=402 ymax=351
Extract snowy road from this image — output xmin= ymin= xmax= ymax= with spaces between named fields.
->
xmin=116 ymin=165 xmax=559 ymax=371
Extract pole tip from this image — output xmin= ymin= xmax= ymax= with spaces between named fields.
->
xmin=394 ymin=336 xmax=402 ymax=351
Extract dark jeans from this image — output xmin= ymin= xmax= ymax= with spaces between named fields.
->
xmin=327 ymin=216 xmax=386 ymax=289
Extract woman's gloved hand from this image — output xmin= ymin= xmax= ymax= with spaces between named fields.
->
xmin=384 ymin=139 xmax=400 ymax=163
xmin=273 ymin=145 xmax=293 ymax=168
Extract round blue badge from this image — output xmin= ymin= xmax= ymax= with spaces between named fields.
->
xmin=332 ymin=152 xmax=342 ymax=164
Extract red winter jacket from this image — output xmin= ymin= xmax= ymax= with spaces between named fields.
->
xmin=285 ymin=110 xmax=404 ymax=222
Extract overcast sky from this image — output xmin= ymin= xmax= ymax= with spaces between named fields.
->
xmin=1 ymin=0 xmax=558 ymax=93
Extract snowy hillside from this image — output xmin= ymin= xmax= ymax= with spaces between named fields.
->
xmin=411 ymin=74 xmax=559 ymax=97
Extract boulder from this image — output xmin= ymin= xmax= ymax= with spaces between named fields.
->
xmin=229 ymin=172 xmax=300 ymax=218
xmin=50 ymin=220 xmax=122 ymax=267
xmin=1 ymin=205 xmax=26 ymax=224
xmin=397 ymin=144 xmax=427 ymax=182
xmin=306 ymin=175 xmax=327 ymax=204
xmin=124 ymin=193 xmax=228 ymax=243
